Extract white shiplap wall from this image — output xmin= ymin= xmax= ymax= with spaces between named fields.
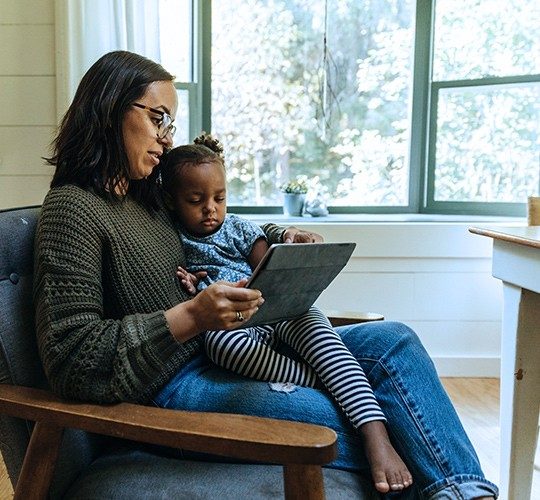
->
xmin=0 ymin=0 xmax=508 ymax=376
xmin=0 ymin=0 xmax=55 ymax=209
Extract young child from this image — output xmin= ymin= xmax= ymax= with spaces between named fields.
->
xmin=160 ymin=133 xmax=412 ymax=494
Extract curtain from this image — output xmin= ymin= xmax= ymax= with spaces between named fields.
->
xmin=54 ymin=0 xmax=160 ymax=120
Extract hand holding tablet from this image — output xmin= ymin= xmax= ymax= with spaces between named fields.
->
xmin=243 ymin=242 xmax=356 ymax=327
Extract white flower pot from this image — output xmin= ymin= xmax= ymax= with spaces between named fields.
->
xmin=283 ymin=193 xmax=306 ymax=216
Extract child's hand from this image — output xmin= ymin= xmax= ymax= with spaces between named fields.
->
xmin=176 ymin=266 xmax=208 ymax=295
xmin=283 ymin=227 xmax=324 ymax=243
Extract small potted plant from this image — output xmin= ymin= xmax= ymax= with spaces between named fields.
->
xmin=280 ymin=176 xmax=309 ymax=216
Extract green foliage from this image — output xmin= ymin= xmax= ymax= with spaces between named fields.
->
xmin=280 ymin=177 xmax=309 ymax=194
xmin=210 ymin=0 xmax=539 ymax=208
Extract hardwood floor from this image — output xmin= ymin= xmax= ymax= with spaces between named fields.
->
xmin=0 ymin=378 xmax=538 ymax=498
xmin=0 ymin=456 xmax=11 ymax=500
xmin=441 ymin=378 xmax=540 ymax=499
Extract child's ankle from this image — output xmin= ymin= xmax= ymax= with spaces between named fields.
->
xmin=359 ymin=420 xmax=390 ymax=442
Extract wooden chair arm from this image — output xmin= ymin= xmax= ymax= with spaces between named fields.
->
xmin=326 ymin=310 xmax=384 ymax=327
xmin=0 ymin=384 xmax=336 ymax=465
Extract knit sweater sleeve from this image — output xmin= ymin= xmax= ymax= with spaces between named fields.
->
xmin=33 ymin=187 xmax=197 ymax=404
xmin=260 ymin=223 xmax=285 ymax=245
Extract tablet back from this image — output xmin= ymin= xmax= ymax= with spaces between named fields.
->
xmin=242 ymin=242 xmax=355 ymax=327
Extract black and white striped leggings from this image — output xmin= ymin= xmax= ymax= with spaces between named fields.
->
xmin=204 ymin=306 xmax=386 ymax=429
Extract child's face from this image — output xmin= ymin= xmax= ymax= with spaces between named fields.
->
xmin=171 ymin=160 xmax=227 ymax=236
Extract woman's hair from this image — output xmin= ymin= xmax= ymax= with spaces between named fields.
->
xmin=45 ymin=50 xmax=174 ymax=209
xmin=160 ymin=132 xmax=225 ymax=195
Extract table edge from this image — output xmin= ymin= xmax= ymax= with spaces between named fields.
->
xmin=469 ymin=226 xmax=540 ymax=249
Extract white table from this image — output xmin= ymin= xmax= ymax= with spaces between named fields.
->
xmin=470 ymin=226 xmax=540 ymax=500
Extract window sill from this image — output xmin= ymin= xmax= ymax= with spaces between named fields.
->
xmin=244 ymin=213 xmax=525 ymax=224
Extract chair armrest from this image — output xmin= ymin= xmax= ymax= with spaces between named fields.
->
xmin=326 ymin=310 xmax=384 ymax=327
xmin=0 ymin=384 xmax=336 ymax=465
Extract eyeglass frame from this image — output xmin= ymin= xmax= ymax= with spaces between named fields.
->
xmin=131 ymin=102 xmax=177 ymax=139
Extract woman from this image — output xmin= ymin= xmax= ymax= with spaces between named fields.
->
xmin=35 ymin=50 xmax=498 ymax=498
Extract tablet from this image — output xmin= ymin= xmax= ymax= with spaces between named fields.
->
xmin=242 ymin=242 xmax=356 ymax=327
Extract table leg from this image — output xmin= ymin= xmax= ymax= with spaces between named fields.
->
xmin=499 ymin=284 xmax=540 ymax=500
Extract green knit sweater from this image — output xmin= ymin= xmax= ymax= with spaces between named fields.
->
xmin=33 ymin=185 xmax=285 ymax=404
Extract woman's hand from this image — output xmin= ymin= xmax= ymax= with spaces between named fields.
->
xmin=283 ymin=226 xmax=324 ymax=243
xmin=165 ymin=279 xmax=264 ymax=342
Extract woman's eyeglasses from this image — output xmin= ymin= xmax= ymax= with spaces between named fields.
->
xmin=132 ymin=102 xmax=177 ymax=139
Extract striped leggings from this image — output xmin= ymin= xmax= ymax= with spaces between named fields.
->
xmin=204 ymin=306 xmax=385 ymax=429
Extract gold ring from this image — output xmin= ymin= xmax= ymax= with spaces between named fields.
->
xmin=236 ymin=311 xmax=245 ymax=322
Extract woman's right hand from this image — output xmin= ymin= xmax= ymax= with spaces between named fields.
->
xmin=165 ymin=280 xmax=264 ymax=342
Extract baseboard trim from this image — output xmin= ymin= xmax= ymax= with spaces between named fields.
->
xmin=432 ymin=356 xmax=500 ymax=377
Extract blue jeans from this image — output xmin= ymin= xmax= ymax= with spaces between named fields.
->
xmin=154 ymin=321 xmax=498 ymax=499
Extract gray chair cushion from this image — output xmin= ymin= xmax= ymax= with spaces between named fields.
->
xmin=64 ymin=447 xmax=379 ymax=500
xmin=0 ymin=207 xmax=104 ymax=496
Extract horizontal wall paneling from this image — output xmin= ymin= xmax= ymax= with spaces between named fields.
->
xmin=0 ymin=0 xmax=54 ymax=24
xmin=0 ymin=25 xmax=54 ymax=75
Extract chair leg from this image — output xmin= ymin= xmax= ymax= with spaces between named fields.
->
xmin=14 ymin=421 xmax=64 ymax=500
xmin=283 ymin=464 xmax=325 ymax=500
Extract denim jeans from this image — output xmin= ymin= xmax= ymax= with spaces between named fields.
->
xmin=154 ymin=321 xmax=499 ymax=499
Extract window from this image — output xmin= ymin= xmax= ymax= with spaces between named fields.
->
xmin=160 ymin=0 xmax=540 ymax=215
xmin=427 ymin=0 xmax=540 ymax=215
xmin=158 ymin=0 xmax=200 ymax=145
xmin=211 ymin=0 xmax=416 ymax=211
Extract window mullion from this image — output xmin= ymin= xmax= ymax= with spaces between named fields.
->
xmin=409 ymin=0 xmax=435 ymax=214
xmin=198 ymin=0 xmax=211 ymax=134
xmin=434 ymin=74 xmax=540 ymax=89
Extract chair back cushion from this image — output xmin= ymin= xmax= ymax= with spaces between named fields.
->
xmin=0 ymin=207 xmax=45 ymax=387
xmin=0 ymin=206 xmax=101 ymax=496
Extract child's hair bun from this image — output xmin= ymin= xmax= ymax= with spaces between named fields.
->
xmin=194 ymin=132 xmax=224 ymax=158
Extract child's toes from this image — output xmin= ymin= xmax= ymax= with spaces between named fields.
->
xmin=389 ymin=479 xmax=404 ymax=490
xmin=372 ymin=470 xmax=390 ymax=493
xmin=402 ymin=470 xmax=413 ymax=487
xmin=390 ymin=469 xmax=413 ymax=490
xmin=388 ymin=471 xmax=407 ymax=490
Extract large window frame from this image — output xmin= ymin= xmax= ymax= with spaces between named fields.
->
xmin=180 ymin=0 xmax=539 ymax=216
xmin=172 ymin=0 xmax=208 ymax=142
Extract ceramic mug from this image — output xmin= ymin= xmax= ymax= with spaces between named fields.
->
xmin=527 ymin=196 xmax=540 ymax=226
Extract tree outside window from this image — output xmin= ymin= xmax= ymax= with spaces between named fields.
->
xmin=211 ymin=0 xmax=414 ymax=209
xmin=159 ymin=0 xmax=539 ymax=215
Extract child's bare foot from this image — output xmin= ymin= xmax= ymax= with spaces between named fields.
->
xmin=360 ymin=420 xmax=413 ymax=493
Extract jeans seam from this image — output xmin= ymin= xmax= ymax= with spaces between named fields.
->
xmin=375 ymin=357 xmax=452 ymax=482
xmin=422 ymin=474 xmax=499 ymax=498
xmin=448 ymin=484 xmax=463 ymax=499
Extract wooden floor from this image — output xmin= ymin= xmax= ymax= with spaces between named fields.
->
xmin=442 ymin=378 xmax=539 ymax=499
xmin=0 ymin=378 xmax=538 ymax=498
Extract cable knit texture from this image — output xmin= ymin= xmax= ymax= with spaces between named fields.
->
xmin=33 ymin=185 xmax=198 ymax=403
xmin=33 ymin=185 xmax=285 ymax=404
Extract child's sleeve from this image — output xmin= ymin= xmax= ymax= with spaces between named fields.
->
xmin=229 ymin=215 xmax=267 ymax=258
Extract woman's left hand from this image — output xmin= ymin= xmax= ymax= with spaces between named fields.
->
xmin=282 ymin=226 xmax=324 ymax=243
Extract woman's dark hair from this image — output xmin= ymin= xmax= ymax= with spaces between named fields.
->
xmin=45 ymin=50 xmax=174 ymax=210
xmin=160 ymin=132 xmax=225 ymax=195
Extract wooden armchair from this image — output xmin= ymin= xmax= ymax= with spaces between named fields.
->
xmin=0 ymin=206 xmax=382 ymax=500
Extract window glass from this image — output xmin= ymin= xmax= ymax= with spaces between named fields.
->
xmin=433 ymin=0 xmax=540 ymax=81
xmin=211 ymin=0 xmax=415 ymax=207
xmin=173 ymin=88 xmax=190 ymax=146
xmin=434 ymin=84 xmax=540 ymax=202
xmin=159 ymin=0 xmax=192 ymax=82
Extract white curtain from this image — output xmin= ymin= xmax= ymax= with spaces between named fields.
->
xmin=54 ymin=0 xmax=161 ymax=120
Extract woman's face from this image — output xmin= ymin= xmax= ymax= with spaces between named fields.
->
xmin=171 ymin=161 xmax=227 ymax=237
xmin=123 ymin=80 xmax=178 ymax=180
